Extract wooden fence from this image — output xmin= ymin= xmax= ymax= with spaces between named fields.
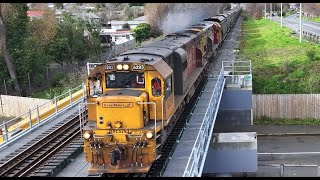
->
xmin=0 ymin=95 xmax=51 ymax=118
xmin=253 ymin=94 xmax=320 ymax=119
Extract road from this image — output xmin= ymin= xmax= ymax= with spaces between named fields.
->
xmin=271 ymin=14 xmax=320 ymax=36
xmin=258 ymin=135 xmax=320 ymax=177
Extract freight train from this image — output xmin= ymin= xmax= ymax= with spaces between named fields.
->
xmin=82 ymin=8 xmax=242 ymax=174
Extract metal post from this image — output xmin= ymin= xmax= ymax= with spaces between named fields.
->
xmin=281 ymin=3 xmax=283 ymax=28
xmin=270 ymin=3 xmax=272 ymax=20
xmin=280 ymin=164 xmax=284 ymax=177
xmin=69 ymin=89 xmax=72 ymax=105
xmin=3 ymin=79 xmax=7 ymax=95
xmin=3 ymin=123 xmax=8 ymax=143
xmin=0 ymin=95 xmax=3 ymax=115
xmin=82 ymin=83 xmax=85 ymax=99
xmin=36 ymin=105 xmax=40 ymax=125
xmin=29 ymin=109 xmax=32 ymax=129
xmin=54 ymin=96 xmax=58 ymax=115
xmin=299 ymin=3 xmax=302 ymax=43
xmin=232 ymin=60 xmax=235 ymax=83
xmin=79 ymin=103 xmax=82 ymax=138
xmin=265 ymin=3 xmax=267 ymax=19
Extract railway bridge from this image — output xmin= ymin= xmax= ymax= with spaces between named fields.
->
xmin=0 ymin=13 xmax=257 ymax=177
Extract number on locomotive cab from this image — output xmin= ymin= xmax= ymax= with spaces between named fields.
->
xmin=105 ymin=64 xmax=114 ymax=70
xmin=132 ymin=64 xmax=145 ymax=70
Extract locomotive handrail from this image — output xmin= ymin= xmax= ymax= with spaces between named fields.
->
xmin=183 ymin=68 xmax=225 ymax=177
xmin=137 ymin=101 xmax=157 ymax=155
xmin=78 ymin=102 xmax=96 ymax=139
xmin=161 ymin=96 xmax=165 ymax=129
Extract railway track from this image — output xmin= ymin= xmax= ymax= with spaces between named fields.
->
xmin=0 ymin=110 xmax=86 ymax=177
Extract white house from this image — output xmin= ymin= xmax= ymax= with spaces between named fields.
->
xmin=110 ymin=16 xmax=146 ymax=30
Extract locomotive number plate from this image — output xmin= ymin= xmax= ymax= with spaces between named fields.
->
xmin=102 ymin=102 xmax=133 ymax=108
xmin=105 ymin=64 xmax=114 ymax=70
xmin=132 ymin=64 xmax=145 ymax=70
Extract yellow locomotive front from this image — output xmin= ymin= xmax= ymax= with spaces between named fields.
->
xmin=82 ymin=59 xmax=174 ymax=174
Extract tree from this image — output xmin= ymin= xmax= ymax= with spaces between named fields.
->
xmin=48 ymin=12 xmax=101 ymax=67
xmin=132 ymin=23 xmax=151 ymax=43
xmin=129 ymin=3 xmax=144 ymax=7
xmin=54 ymin=3 xmax=64 ymax=9
xmin=0 ymin=3 xmax=21 ymax=95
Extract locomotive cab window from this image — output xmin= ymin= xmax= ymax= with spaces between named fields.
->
xmin=151 ymin=78 xmax=162 ymax=97
xmin=106 ymin=72 xmax=145 ymax=88
xmin=165 ymin=76 xmax=172 ymax=97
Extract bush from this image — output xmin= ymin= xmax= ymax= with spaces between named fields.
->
xmin=277 ymin=11 xmax=286 ymax=17
xmin=307 ymin=50 xmax=317 ymax=61
xmin=132 ymin=23 xmax=151 ymax=43
xmin=122 ymin=23 xmax=131 ymax=29
xmin=52 ymin=73 xmax=66 ymax=87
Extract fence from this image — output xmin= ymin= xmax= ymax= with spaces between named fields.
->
xmin=253 ymin=94 xmax=320 ymax=119
xmin=111 ymin=39 xmax=136 ymax=56
xmin=0 ymin=95 xmax=51 ymax=118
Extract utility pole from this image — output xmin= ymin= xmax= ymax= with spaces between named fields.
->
xmin=265 ymin=3 xmax=267 ymax=19
xmin=281 ymin=3 xmax=283 ymax=28
xmin=299 ymin=3 xmax=302 ymax=43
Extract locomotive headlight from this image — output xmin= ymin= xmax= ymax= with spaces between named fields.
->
xmin=116 ymin=64 xmax=123 ymax=70
xmin=123 ymin=64 xmax=129 ymax=70
xmin=83 ymin=131 xmax=91 ymax=140
xmin=146 ymin=131 xmax=153 ymax=139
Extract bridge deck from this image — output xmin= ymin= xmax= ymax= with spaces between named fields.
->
xmin=163 ymin=77 xmax=223 ymax=177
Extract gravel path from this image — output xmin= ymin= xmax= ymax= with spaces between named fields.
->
xmin=209 ymin=16 xmax=243 ymax=76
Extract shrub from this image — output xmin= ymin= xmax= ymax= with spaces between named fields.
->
xmin=307 ymin=50 xmax=316 ymax=62
xmin=122 ymin=23 xmax=131 ymax=29
xmin=132 ymin=23 xmax=151 ymax=43
xmin=277 ymin=11 xmax=286 ymax=17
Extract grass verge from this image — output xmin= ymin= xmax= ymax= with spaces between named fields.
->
xmin=240 ymin=19 xmax=320 ymax=94
xmin=255 ymin=116 xmax=320 ymax=125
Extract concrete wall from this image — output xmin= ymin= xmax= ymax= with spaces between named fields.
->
xmin=0 ymin=95 xmax=51 ymax=118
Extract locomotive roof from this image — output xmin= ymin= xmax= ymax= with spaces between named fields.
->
xmin=106 ymin=53 xmax=173 ymax=78
xmin=203 ymin=16 xmax=226 ymax=23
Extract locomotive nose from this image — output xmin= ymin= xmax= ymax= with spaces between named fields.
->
xmin=96 ymin=90 xmax=148 ymax=130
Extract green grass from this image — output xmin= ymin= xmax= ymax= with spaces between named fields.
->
xmin=255 ymin=116 xmax=320 ymax=125
xmin=303 ymin=17 xmax=320 ymax=23
xmin=240 ymin=19 xmax=320 ymax=94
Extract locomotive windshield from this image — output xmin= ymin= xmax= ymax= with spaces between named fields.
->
xmin=106 ymin=72 xmax=145 ymax=88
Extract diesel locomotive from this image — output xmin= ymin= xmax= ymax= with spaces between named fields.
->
xmin=82 ymin=8 xmax=242 ymax=174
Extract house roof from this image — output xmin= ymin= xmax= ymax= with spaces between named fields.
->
xmin=72 ymin=12 xmax=100 ymax=19
xmin=111 ymin=20 xmax=145 ymax=26
xmin=27 ymin=10 xmax=45 ymax=17
xmin=133 ymin=16 xmax=145 ymax=21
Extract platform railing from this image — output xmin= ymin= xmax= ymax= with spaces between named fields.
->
xmin=183 ymin=68 xmax=226 ymax=177
xmin=0 ymin=83 xmax=86 ymax=150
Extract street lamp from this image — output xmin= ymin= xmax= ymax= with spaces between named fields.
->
xmin=299 ymin=3 xmax=302 ymax=43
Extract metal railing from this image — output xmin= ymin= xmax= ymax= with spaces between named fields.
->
xmin=0 ymin=83 xmax=86 ymax=150
xmin=259 ymin=164 xmax=320 ymax=177
xmin=222 ymin=60 xmax=252 ymax=87
xmin=183 ymin=68 xmax=226 ymax=177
